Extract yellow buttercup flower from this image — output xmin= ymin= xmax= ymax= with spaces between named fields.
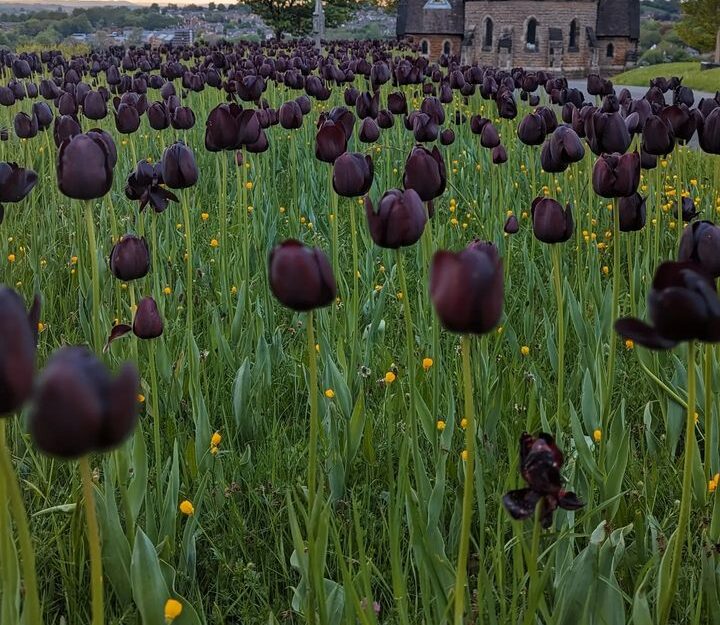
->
xmin=436 ymin=420 xmax=446 ymax=431
xmin=593 ymin=429 xmax=602 ymax=443
xmin=520 ymin=345 xmax=530 ymax=357
xmin=625 ymin=339 xmax=634 ymax=350
xmin=210 ymin=239 xmax=219 ymax=248
xmin=179 ymin=500 xmax=194 ymax=516
xmin=164 ymin=598 xmax=183 ymax=621
xmin=422 ymin=357 xmax=433 ymax=371
xmin=324 ymin=389 xmax=335 ymax=399
xmin=384 ymin=371 xmax=396 ymax=384
xmin=211 ymin=431 xmax=222 ymax=447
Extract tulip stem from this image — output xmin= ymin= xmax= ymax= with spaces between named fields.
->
xmin=659 ymin=341 xmax=697 ymax=625
xmin=0 ymin=420 xmax=43 ymax=625
xmin=551 ymin=244 xmax=565 ymax=426
xmin=453 ymin=335 xmax=475 ymax=625
xmin=604 ymin=197 xmax=621 ymax=428
xmin=181 ymin=190 xmax=193 ymax=335
xmin=148 ymin=343 xmax=162 ymax=489
xmin=522 ymin=502 xmax=543 ymax=625
xmin=79 ymin=456 xmax=104 ymax=625
xmin=306 ymin=309 xmax=319 ymax=508
xmin=84 ymin=200 xmax=101 ymax=353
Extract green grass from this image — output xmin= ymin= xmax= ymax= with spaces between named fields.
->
xmin=613 ymin=61 xmax=720 ymax=93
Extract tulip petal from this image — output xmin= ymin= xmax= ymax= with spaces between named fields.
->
xmin=558 ymin=491 xmax=585 ymax=511
xmin=503 ymin=488 xmax=541 ymax=520
xmin=104 ymin=324 xmax=132 ymax=352
xmin=614 ymin=317 xmax=676 ymax=350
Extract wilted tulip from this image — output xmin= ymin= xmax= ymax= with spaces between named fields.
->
xmin=618 ymin=193 xmax=646 ymax=232
xmin=365 ymin=188 xmax=427 ymax=249
xmin=332 ymin=152 xmax=373 ymax=197
xmin=679 ymin=220 xmax=720 ymax=277
xmin=28 ymin=347 xmax=139 ymax=458
xmin=403 ymin=145 xmax=446 ymax=202
xmin=592 ymin=152 xmax=640 ymax=198
xmin=531 ymin=197 xmax=573 ymax=243
xmin=429 ymin=241 xmax=503 ymax=334
xmin=161 ymin=142 xmax=198 ymax=189
xmin=503 ymin=432 xmax=584 ymax=528
xmin=269 ymin=240 xmax=337 ymax=311
xmin=615 ymin=261 xmax=720 ymax=349
xmin=57 ymin=132 xmax=115 ymax=200
xmin=504 ymin=214 xmax=519 ymax=234
xmin=0 ymin=287 xmax=39 ymax=415
xmin=109 ymin=234 xmax=150 ymax=281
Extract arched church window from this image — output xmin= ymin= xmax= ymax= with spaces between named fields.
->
xmin=606 ymin=43 xmax=614 ymax=58
xmin=443 ymin=40 xmax=451 ymax=55
xmin=526 ymin=18 xmax=537 ymax=50
xmin=569 ymin=19 xmax=578 ymax=50
xmin=420 ymin=39 xmax=429 ymax=55
xmin=484 ymin=18 xmax=493 ymax=49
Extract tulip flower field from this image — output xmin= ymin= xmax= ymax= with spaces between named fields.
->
xmin=1 ymin=40 xmax=720 ymax=625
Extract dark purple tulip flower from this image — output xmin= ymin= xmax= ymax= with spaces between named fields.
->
xmin=57 ymin=132 xmax=115 ymax=200
xmin=592 ymin=152 xmax=640 ymax=198
xmin=679 ymin=221 xmax=720 ymax=277
xmin=517 ymin=112 xmax=546 ymax=145
xmin=699 ymin=108 xmax=720 ymax=154
xmin=83 ymin=91 xmax=107 ymax=121
xmin=364 ymin=188 xmax=427 ymax=249
xmin=171 ymin=106 xmax=195 ymax=131
xmin=585 ymin=110 xmax=631 ymax=155
xmin=680 ymin=196 xmax=700 ymax=222
xmin=0 ymin=162 xmax=37 ymax=204
xmin=480 ymin=122 xmax=500 ymax=148
xmin=28 ymin=346 xmax=139 ymax=458
xmin=32 ymin=102 xmax=53 ymax=130
xmin=109 ymin=234 xmax=150 ymax=281
xmin=615 ymin=261 xmax=720 ymax=349
xmin=315 ymin=120 xmax=347 ymax=164
xmin=14 ymin=112 xmax=38 ymax=139
xmin=147 ymin=102 xmax=170 ymax=130
xmin=126 ymin=160 xmax=177 ymax=213
xmin=642 ymin=115 xmax=675 ymax=156
xmin=132 ymin=297 xmax=163 ymax=339
xmin=333 ymin=152 xmax=373 ymax=197
xmin=359 ymin=118 xmax=380 ymax=143
xmin=279 ymin=100 xmax=303 ymax=130
xmin=115 ymin=102 xmax=140 ymax=134
xmin=403 ymin=145 xmax=446 ymax=202
xmin=618 ymin=193 xmax=646 ymax=232
xmin=387 ymin=92 xmax=408 ymax=115
xmin=269 ymin=240 xmax=337 ymax=312
xmin=412 ymin=112 xmax=439 ymax=142
xmin=429 ymin=241 xmax=503 ymax=334
xmin=504 ymin=214 xmax=519 ymax=234
xmin=492 ymin=145 xmax=508 ymax=164
xmin=503 ymin=432 xmax=584 ymax=528
xmin=440 ymin=128 xmax=455 ymax=145
xmin=0 ymin=287 xmax=39 ymax=415
xmin=53 ymin=115 xmax=81 ymax=148
xmin=161 ymin=142 xmax=198 ymax=189
xmin=531 ymin=197 xmax=574 ymax=244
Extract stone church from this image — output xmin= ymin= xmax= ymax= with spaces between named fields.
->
xmin=396 ymin=0 xmax=640 ymax=75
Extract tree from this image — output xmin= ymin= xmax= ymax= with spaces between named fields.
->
xmin=239 ymin=0 xmax=357 ymax=39
xmin=677 ymin=0 xmax=720 ymax=63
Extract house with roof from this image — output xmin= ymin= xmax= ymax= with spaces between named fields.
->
xmin=396 ymin=0 xmax=640 ymax=75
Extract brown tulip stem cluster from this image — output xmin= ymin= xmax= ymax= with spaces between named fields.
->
xmin=84 ymin=200 xmax=102 ymax=353
xmin=0 ymin=421 xmax=42 ymax=624
xmin=79 ymin=455 xmax=105 ymax=625
xmin=551 ymin=245 xmax=566 ymax=426
xmin=453 ymin=335 xmax=476 ymax=625
xmin=658 ymin=341 xmax=697 ymax=625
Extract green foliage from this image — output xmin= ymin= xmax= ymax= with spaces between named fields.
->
xmin=613 ymin=60 xmax=720 ymax=91
xmin=677 ymin=0 xmax=720 ymax=55
xmin=239 ymin=0 xmax=361 ymax=38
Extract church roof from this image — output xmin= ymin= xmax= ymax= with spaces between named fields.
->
xmin=396 ymin=0 xmax=465 ymax=37
xmin=596 ymin=0 xmax=640 ymax=39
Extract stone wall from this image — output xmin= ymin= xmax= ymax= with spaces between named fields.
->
xmin=597 ymin=36 xmax=638 ymax=72
xmin=408 ymin=33 xmax=464 ymax=59
xmin=464 ymin=0 xmax=598 ymax=74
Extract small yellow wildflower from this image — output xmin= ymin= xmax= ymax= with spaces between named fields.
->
xmin=520 ymin=345 xmax=530 ymax=357
xmin=245 ymin=181 xmax=254 ymax=191
xmin=460 ymin=418 xmax=468 ymax=429
xmin=37 ymin=322 xmax=46 ymax=333
xmin=436 ymin=420 xmax=446 ymax=431
xmin=324 ymin=389 xmax=335 ymax=399
xmin=384 ymin=371 xmax=396 ymax=384
xmin=179 ymin=500 xmax=194 ymax=516
xmin=460 ymin=449 xmax=469 ymax=461
xmin=593 ymin=429 xmax=602 ymax=443
xmin=422 ymin=357 xmax=433 ymax=371
xmin=211 ymin=431 xmax=222 ymax=447
xmin=7 ymin=254 xmax=15 ymax=263
xmin=163 ymin=286 xmax=172 ymax=295
xmin=210 ymin=239 xmax=219 ymax=248
xmin=201 ymin=212 xmax=209 ymax=221
xmin=164 ymin=598 xmax=183 ymax=621
xmin=625 ymin=339 xmax=634 ymax=350
xmin=137 ymin=394 xmax=145 ymax=404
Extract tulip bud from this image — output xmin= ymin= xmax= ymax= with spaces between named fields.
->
xmin=109 ymin=234 xmax=150 ymax=281
xmin=0 ymin=287 xmax=39 ymax=415
xmin=161 ymin=142 xmax=198 ymax=189
xmin=269 ymin=240 xmax=337 ymax=311
xmin=531 ymin=197 xmax=574 ymax=244
xmin=57 ymin=132 xmax=115 ymax=200
xmin=504 ymin=214 xmax=519 ymax=234
xmin=29 ymin=346 xmax=139 ymax=458
xmin=133 ymin=297 xmax=164 ymax=339
xmin=430 ymin=243 xmax=504 ymax=334
xmin=365 ymin=188 xmax=427 ymax=249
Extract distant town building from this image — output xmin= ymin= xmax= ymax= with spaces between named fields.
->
xmin=396 ymin=0 xmax=640 ymax=75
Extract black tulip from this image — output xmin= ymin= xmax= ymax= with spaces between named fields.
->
xmin=403 ymin=145 xmax=446 ymax=202
xmin=531 ymin=197 xmax=574 ymax=243
xmin=618 ymin=193 xmax=646 ymax=232
xmin=109 ymin=234 xmax=150 ymax=281
xmin=161 ymin=142 xmax=198 ymax=189
xmin=57 ymin=132 xmax=115 ymax=200
xmin=679 ymin=220 xmax=720 ymax=277
xmin=332 ymin=152 xmax=373 ymax=197
xmin=592 ymin=152 xmax=640 ymax=198
xmin=364 ymin=188 xmax=427 ymax=249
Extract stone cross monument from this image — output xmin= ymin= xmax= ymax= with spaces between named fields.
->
xmin=313 ymin=0 xmax=325 ymax=51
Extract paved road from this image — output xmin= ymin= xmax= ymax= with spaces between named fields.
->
xmin=566 ymin=79 xmax=716 ymax=104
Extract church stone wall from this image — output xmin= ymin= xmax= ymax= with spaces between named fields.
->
xmin=464 ymin=0 xmax=598 ymax=75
